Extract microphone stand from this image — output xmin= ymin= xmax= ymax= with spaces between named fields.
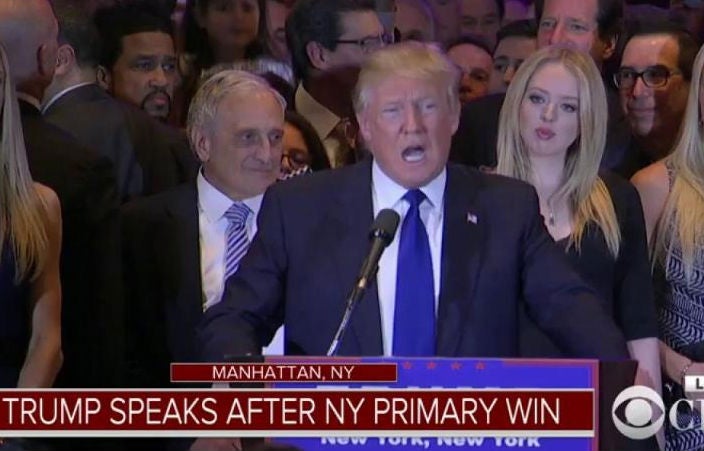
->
xmin=326 ymin=209 xmax=398 ymax=357
xmin=326 ymin=277 xmax=372 ymax=357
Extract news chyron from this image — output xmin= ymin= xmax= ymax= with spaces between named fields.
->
xmin=0 ymin=358 xmax=599 ymax=451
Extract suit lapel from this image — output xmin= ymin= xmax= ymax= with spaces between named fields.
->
xmin=327 ymin=160 xmax=383 ymax=355
xmin=436 ymin=165 xmax=485 ymax=356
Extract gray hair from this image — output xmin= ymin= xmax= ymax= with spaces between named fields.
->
xmin=186 ymin=69 xmax=287 ymax=148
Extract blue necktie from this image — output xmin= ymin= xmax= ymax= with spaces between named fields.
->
xmin=223 ymin=202 xmax=251 ymax=281
xmin=393 ymin=189 xmax=435 ymax=356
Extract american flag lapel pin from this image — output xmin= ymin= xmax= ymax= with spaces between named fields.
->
xmin=466 ymin=212 xmax=478 ymax=224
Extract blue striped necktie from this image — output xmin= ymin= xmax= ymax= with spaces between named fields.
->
xmin=393 ymin=189 xmax=436 ymax=356
xmin=223 ymin=202 xmax=252 ymax=281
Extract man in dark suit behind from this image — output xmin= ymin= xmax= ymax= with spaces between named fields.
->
xmin=450 ymin=0 xmax=631 ymax=173
xmin=0 ymin=0 xmax=123 ymax=394
xmin=198 ymin=42 xmax=629 ymax=365
xmin=42 ymin=3 xmax=197 ymax=204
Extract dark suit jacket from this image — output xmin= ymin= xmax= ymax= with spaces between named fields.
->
xmin=43 ymin=84 xmax=198 ymax=203
xmin=609 ymin=139 xmax=655 ymax=180
xmin=450 ymin=86 xmax=634 ymax=176
xmin=21 ymin=99 xmax=123 ymax=388
xmin=121 ymin=183 xmax=203 ymax=388
xmin=199 ymin=159 xmax=630 ymax=361
xmin=121 ymin=184 xmax=205 ymax=451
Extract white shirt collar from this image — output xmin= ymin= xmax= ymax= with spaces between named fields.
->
xmin=371 ymin=159 xmax=446 ymax=211
xmin=41 ymin=82 xmax=95 ymax=114
xmin=197 ymin=171 xmax=263 ymax=223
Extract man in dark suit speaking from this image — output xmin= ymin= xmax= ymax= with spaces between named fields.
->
xmin=198 ymin=41 xmax=629 ymax=361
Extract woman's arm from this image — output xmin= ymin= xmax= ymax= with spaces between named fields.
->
xmin=17 ymin=184 xmax=63 ymax=388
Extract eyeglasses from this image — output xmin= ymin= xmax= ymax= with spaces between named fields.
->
xmin=334 ymin=33 xmax=393 ymax=52
xmin=281 ymin=148 xmax=311 ymax=170
xmin=614 ymin=65 xmax=682 ymax=90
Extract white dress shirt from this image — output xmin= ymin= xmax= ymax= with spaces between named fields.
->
xmin=372 ymin=161 xmax=445 ymax=356
xmin=197 ymin=172 xmax=285 ymax=355
xmin=197 ymin=172 xmax=261 ymax=310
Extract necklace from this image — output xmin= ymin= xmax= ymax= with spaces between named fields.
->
xmin=546 ymin=194 xmax=558 ymax=227
xmin=534 ymin=171 xmax=560 ymax=228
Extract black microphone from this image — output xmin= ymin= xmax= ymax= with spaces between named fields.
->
xmin=327 ymin=209 xmax=400 ymax=356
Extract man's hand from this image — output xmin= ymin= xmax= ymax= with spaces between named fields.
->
xmin=634 ymin=366 xmax=655 ymax=388
xmin=189 ymin=437 xmax=242 ymax=451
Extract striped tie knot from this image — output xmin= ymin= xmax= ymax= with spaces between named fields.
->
xmin=224 ymin=202 xmax=250 ymax=226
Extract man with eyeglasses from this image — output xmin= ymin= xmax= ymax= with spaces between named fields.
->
xmin=286 ymin=0 xmax=389 ymax=169
xmin=615 ymin=22 xmax=696 ymax=178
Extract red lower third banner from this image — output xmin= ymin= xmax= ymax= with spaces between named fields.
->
xmin=170 ymin=363 xmax=399 ymax=383
xmin=0 ymin=389 xmax=594 ymax=437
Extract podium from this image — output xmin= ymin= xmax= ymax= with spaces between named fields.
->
xmin=255 ymin=356 xmax=659 ymax=451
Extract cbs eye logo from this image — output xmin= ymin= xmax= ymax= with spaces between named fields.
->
xmin=611 ymin=386 xmax=665 ymax=440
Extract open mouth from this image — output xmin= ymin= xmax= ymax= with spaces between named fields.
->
xmin=401 ymin=145 xmax=426 ymax=163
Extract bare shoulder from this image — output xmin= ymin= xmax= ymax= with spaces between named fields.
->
xmin=631 ymin=161 xmax=669 ymax=199
xmin=33 ymin=183 xmax=61 ymax=224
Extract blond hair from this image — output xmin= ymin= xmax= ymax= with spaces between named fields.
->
xmin=653 ymin=45 xmax=704 ymax=277
xmin=0 ymin=43 xmax=48 ymax=282
xmin=496 ymin=46 xmax=621 ymax=257
xmin=353 ymin=41 xmax=460 ymax=115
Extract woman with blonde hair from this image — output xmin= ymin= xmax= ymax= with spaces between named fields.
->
xmin=633 ymin=43 xmax=704 ymax=450
xmin=496 ymin=46 xmax=661 ymax=398
xmin=0 ymin=41 xmax=62 ymax=388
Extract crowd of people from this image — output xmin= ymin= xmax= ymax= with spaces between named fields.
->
xmin=2 ymin=0 xmax=704 ymax=450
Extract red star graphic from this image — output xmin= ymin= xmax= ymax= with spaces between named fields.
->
xmin=402 ymin=361 xmax=413 ymax=370
xmin=475 ymin=362 xmax=485 ymax=370
xmin=451 ymin=362 xmax=462 ymax=370
xmin=426 ymin=361 xmax=437 ymax=370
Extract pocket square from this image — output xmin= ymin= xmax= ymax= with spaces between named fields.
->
xmin=466 ymin=212 xmax=478 ymax=224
